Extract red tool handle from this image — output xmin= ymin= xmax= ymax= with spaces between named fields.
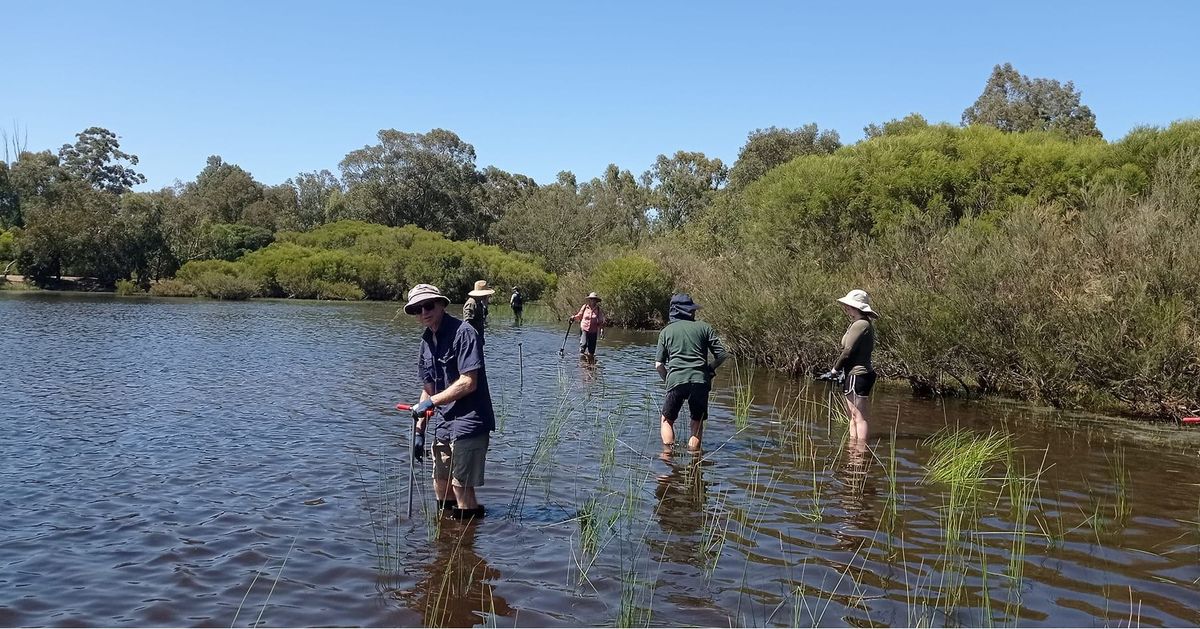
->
xmin=396 ymin=403 xmax=434 ymax=417
xmin=1181 ymin=417 xmax=1200 ymax=425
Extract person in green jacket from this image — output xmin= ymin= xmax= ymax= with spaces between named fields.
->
xmin=819 ymin=289 xmax=878 ymax=442
xmin=655 ymin=294 xmax=728 ymax=453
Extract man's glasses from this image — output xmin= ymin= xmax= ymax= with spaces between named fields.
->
xmin=416 ymin=301 xmax=440 ymax=313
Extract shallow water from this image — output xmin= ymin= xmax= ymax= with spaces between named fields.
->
xmin=1 ymin=292 xmax=1198 ymax=627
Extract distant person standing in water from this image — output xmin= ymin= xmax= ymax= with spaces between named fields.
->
xmin=571 ymin=292 xmax=607 ymax=361
xmin=509 ymin=286 xmax=524 ymax=326
xmin=655 ymin=294 xmax=728 ymax=453
xmin=462 ymin=280 xmax=494 ymax=341
xmin=820 ymin=289 xmax=878 ymax=443
xmin=405 ymin=283 xmax=495 ymax=521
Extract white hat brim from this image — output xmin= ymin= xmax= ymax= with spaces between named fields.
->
xmin=837 ymin=296 xmax=878 ymax=316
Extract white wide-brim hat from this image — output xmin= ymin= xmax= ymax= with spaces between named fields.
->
xmin=836 ymin=289 xmax=878 ymax=317
xmin=404 ymin=283 xmax=450 ymax=314
xmin=586 ymin=292 xmax=601 ymax=301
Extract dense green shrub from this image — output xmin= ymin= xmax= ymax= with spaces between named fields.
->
xmin=176 ymin=259 xmax=258 ymax=300
xmin=202 ymin=223 xmax=274 ymax=261
xmin=0 ymin=229 xmax=15 ymax=260
xmin=683 ymin=149 xmax=1200 ymax=417
xmin=193 ymin=220 xmax=553 ymax=303
xmin=554 ymin=254 xmax=673 ymax=328
xmin=114 ymin=279 xmax=144 ymax=295
xmin=149 ymin=279 xmax=198 ymax=297
xmin=728 ymin=125 xmax=1128 ymax=265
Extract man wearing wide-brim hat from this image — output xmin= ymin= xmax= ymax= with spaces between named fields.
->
xmin=463 ymin=280 xmax=495 ymax=341
xmin=404 ymin=283 xmax=495 ymax=520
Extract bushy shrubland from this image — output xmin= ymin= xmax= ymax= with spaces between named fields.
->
xmin=176 ymin=221 xmax=554 ymax=302
xmin=149 ymin=279 xmax=198 ymax=297
xmin=683 ymin=147 xmax=1200 ymax=417
xmin=176 ymin=259 xmax=259 ymax=300
xmin=114 ymin=279 xmax=144 ymax=295
xmin=553 ymin=253 xmax=673 ymax=328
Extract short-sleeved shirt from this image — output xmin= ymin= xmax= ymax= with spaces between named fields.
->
xmin=462 ymin=298 xmax=488 ymax=336
xmin=418 ymin=315 xmax=495 ymax=442
xmin=655 ymin=319 xmax=728 ymax=391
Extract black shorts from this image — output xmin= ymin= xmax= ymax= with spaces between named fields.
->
xmin=844 ymin=372 xmax=876 ymax=398
xmin=579 ymin=330 xmax=598 ymax=355
xmin=662 ymin=382 xmax=710 ymax=422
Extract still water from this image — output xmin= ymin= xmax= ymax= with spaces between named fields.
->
xmin=1 ymin=292 xmax=1198 ymax=627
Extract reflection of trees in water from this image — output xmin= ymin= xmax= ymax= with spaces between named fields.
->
xmin=394 ymin=521 xmax=513 ymax=628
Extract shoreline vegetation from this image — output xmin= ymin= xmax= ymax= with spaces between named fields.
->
xmin=3 ymin=64 xmax=1199 ymax=420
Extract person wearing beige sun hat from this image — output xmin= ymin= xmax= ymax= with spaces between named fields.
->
xmin=570 ymin=292 xmax=607 ymax=361
xmin=819 ymin=289 xmax=879 ymax=442
xmin=403 ymin=283 xmax=495 ymax=521
xmin=462 ymin=280 xmax=495 ymax=341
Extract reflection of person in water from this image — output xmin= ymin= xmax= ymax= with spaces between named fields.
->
xmin=408 ymin=520 xmax=512 ymax=627
xmin=831 ymin=444 xmax=879 ymax=550
xmin=652 ymin=455 xmax=712 ymax=565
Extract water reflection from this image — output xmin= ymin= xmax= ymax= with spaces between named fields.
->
xmin=831 ymin=441 xmax=881 ymax=550
xmin=403 ymin=520 xmax=512 ymax=627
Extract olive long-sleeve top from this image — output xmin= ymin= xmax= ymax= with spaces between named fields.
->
xmin=832 ymin=319 xmax=875 ymax=376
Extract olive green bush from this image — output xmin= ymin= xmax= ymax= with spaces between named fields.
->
xmin=149 ymin=279 xmax=198 ymax=297
xmin=174 ymin=220 xmax=554 ymax=302
xmin=684 ymin=149 xmax=1200 ymax=417
xmin=553 ymin=253 xmax=673 ymax=328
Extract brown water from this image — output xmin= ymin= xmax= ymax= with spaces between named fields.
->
xmin=1 ymin=292 xmax=1198 ymax=627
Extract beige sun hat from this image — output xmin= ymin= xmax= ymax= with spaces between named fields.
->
xmin=468 ymin=280 xmax=496 ymax=298
xmin=586 ymin=291 xmax=601 ymax=301
xmin=404 ymin=283 xmax=451 ymax=314
xmin=836 ymin=289 xmax=878 ymax=317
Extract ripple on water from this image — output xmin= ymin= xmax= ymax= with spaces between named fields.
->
xmin=3 ymin=294 xmax=1200 ymax=626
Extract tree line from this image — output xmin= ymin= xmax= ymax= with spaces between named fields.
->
xmin=5 ymin=62 xmax=1197 ymax=418
xmin=2 ymin=62 xmax=1100 ymax=289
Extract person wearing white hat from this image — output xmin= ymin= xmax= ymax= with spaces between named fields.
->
xmin=462 ymin=280 xmax=495 ymax=341
xmin=819 ymin=289 xmax=878 ymax=442
xmin=404 ymin=283 xmax=495 ymax=520
xmin=570 ymin=292 xmax=607 ymax=361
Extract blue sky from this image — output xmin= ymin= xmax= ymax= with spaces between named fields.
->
xmin=7 ymin=1 xmax=1198 ymax=190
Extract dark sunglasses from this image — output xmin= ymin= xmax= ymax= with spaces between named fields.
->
xmin=416 ymin=300 xmax=440 ymax=313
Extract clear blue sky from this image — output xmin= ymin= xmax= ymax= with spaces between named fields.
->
xmin=7 ymin=1 xmax=1198 ymax=190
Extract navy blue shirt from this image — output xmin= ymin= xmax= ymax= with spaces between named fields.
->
xmin=419 ymin=314 xmax=495 ymax=442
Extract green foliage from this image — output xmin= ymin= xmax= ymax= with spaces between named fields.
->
xmin=734 ymin=124 xmax=1114 ymax=263
xmin=555 ymin=254 xmax=673 ymax=328
xmin=149 ymin=279 xmax=198 ymax=297
xmin=686 ymin=147 xmax=1200 ymax=416
xmin=202 ymin=223 xmax=274 ymax=261
xmin=114 ymin=279 xmax=144 ymax=295
xmin=176 ymin=260 xmax=258 ymax=300
xmin=962 ymin=63 xmax=1101 ymax=139
xmin=0 ymin=228 xmax=15 ymax=260
xmin=339 ymin=128 xmax=486 ymax=239
xmin=728 ymin=124 xmax=841 ymax=189
xmin=642 ymin=151 xmax=727 ymax=231
xmin=57 ymin=127 xmax=146 ymax=194
xmin=0 ymin=162 xmax=19 ymax=228
xmin=189 ymin=220 xmax=553 ymax=303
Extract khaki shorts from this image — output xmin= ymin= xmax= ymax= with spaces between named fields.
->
xmin=431 ymin=433 xmax=489 ymax=488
